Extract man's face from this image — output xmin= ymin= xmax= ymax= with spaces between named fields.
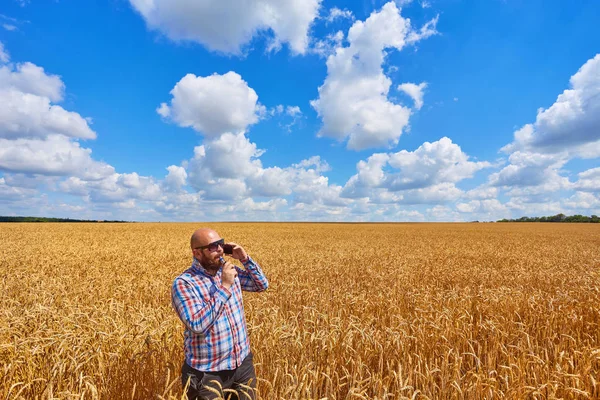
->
xmin=193 ymin=234 xmax=225 ymax=268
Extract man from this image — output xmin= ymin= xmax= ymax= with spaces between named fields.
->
xmin=172 ymin=228 xmax=269 ymax=400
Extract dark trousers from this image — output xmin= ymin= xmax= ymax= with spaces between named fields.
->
xmin=181 ymin=353 xmax=256 ymax=400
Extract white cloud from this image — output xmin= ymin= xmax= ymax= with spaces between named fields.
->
xmin=184 ymin=131 xmax=346 ymax=206
xmin=2 ymin=173 xmax=53 ymax=189
xmin=491 ymin=55 xmax=600 ymax=205
xmin=503 ymin=54 xmax=600 ymax=157
xmin=129 ymin=0 xmax=322 ymax=55
xmin=0 ymin=88 xmax=96 ymax=140
xmin=504 ymin=197 xmax=564 ymax=216
xmin=0 ymin=135 xmax=114 ymax=179
xmin=185 ymin=133 xmax=263 ymax=200
xmin=0 ymin=62 xmax=65 ymax=102
xmin=311 ymin=30 xmax=344 ymax=58
xmin=488 ymin=151 xmax=571 ymax=193
xmin=187 ymin=133 xmax=263 ymax=184
xmin=387 ymin=137 xmax=491 ymax=190
xmin=456 ymin=199 xmax=507 ymax=217
xmin=3 ymin=24 xmax=17 ymax=31
xmin=292 ymin=156 xmax=330 ymax=173
xmin=574 ymin=167 xmax=600 ymax=192
xmin=247 ymin=167 xmax=292 ymax=197
xmin=289 ymin=168 xmax=348 ymax=207
xmin=61 ymin=172 xmax=164 ymax=204
xmin=0 ymin=176 xmax=37 ymax=202
xmin=426 ymin=205 xmax=462 ymax=221
xmin=201 ymin=178 xmax=248 ymax=201
xmin=311 ymin=2 xmax=438 ymax=150
xmin=462 ymin=186 xmax=496 ymax=200
xmin=162 ymin=165 xmax=188 ymax=191
xmin=399 ymin=182 xmax=463 ymax=205
xmin=59 ymin=177 xmax=88 ymax=196
xmin=268 ymin=104 xmax=304 ymax=131
xmin=325 ymin=7 xmax=353 ymax=23
xmin=158 ymin=72 xmax=263 ymax=138
xmin=398 ymin=82 xmax=427 ymax=110
xmin=342 ymin=153 xmax=389 ymax=198
xmin=225 ymin=197 xmax=287 ymax=213
xmin=286 ymin=105 xmax=302 ymax=117
xmin=342 ymin=137 xmax=490 ymax=198
xmin=0 ymin=60 xmax=95 ymax=141
xmin=562 ymin=192 xmax=600 ymax=211
xmin=0 ymin=41 xmax=9 ymax=63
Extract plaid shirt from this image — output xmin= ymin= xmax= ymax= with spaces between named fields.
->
xmin=171 ymin=256 xmax=269 ymax=372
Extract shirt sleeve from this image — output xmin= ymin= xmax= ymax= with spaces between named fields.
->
xmin=235 ymin=257 xmax=269 ymax=292
xmin=171 ymin=277 xmax=232 ymax=335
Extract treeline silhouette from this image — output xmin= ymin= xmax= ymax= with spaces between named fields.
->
xmin=0 ymin=216 xmax=128 ymax=223
xmin=498 ymin=214 xmax=599 ymax=223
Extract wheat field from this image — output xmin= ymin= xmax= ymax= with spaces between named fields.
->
xmin=1 ymin=222 xmax=599 ymax=399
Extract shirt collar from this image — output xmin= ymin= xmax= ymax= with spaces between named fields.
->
xmin=191 ymin=257 xmax=220 ymax=277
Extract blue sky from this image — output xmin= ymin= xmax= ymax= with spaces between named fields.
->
xmin=0 ymin=0 xmax=599 ymax=221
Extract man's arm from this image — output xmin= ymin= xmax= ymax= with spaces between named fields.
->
xmin=236 ymin=257 xmax=269 ymax=292
xmin=171 ymin=277 xmax=232 ymax=335
xmin=226 ymin=243 xmax=269 ymax=292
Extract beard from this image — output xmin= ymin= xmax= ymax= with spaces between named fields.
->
xmin=199 ymin=252 xmax=222 ymax=274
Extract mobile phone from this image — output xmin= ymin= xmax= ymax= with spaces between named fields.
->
xmin=222 ymin=243 xmax=234 ymax=255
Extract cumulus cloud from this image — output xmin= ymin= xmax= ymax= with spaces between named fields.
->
xmin=225 ymin=197 xmax=287 ymax=213
xmin=489 ymin=54 xmax=600 ymax=210
xmin=0 ymin=135 xmax=114 ymax=179
xmin=573 ymin=167 xmax=600 ymax=192
xmin=129 ymin=0 xmax=321 ymax=55
xmin=0 ymin=62 xmax=65 ymax=102
xmin=562 ymin=191 xmax=600 ymax=211
xmin=488 ymin=151 xmax=569 ymax=188
xmin=397 ymin=82 xmax=427 ymax=110
xmin=158 ymin=72 xmax=263 ymax=137
xmin=0 ymin=53 xmax=95 ymax=148
xmin=0 ymin=45 xmax=105 ymax=182
xmin=0 ymin=176 xmax=37 ymax=202
xmin=456 ymin=199 xmax=507 ymax=216
xmin=426 ymin=205 xmax=461 ymax=222
xmin=386 ymin=137 xmax=489 ymax=189
xmin=162 ymin=165 xmax=188 ymax=192
xmin=503 ymin=54 xmax=600 ymax=158
xmin=60 ymin=172 xmax=164 ymax=204
xmin=342 ymin=137 xmax=490 ymax=198
xmin=187 ymin=133 xmax=263 ymax=184
xmin=184 ymin=131 xmax=347 ymax=206
xmin=0 ymin=88 xmax=96 ymax=140
xmin=311 ymin=2 xmax=438 ymax=150
xmin=464 ymin=186 xmax=499 ymax=200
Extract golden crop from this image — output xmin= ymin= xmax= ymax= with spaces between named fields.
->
xmin=1 ymin=222 xmax=599 ymax=399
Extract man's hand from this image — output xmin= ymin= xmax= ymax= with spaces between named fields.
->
xmin=221 ymin=261 xmax=238 ymax=289
xmin=227 ymin=242 xmax=249 ymax=262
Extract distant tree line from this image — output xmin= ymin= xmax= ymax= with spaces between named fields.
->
xmin=498 ymin=214 xmax=599 ymax=223
xmin=0 ymin=216 xmax=128 ymax=223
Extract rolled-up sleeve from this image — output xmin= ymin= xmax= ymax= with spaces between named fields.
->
xmin=236 ymin=257 xmax=269 ymax=292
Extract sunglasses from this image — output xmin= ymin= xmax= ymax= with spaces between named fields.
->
xmin=194 ymin=238 xmax=225 ymax=252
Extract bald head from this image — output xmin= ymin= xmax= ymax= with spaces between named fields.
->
xmin=190 ymin=228 xmax=221 ymax=249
